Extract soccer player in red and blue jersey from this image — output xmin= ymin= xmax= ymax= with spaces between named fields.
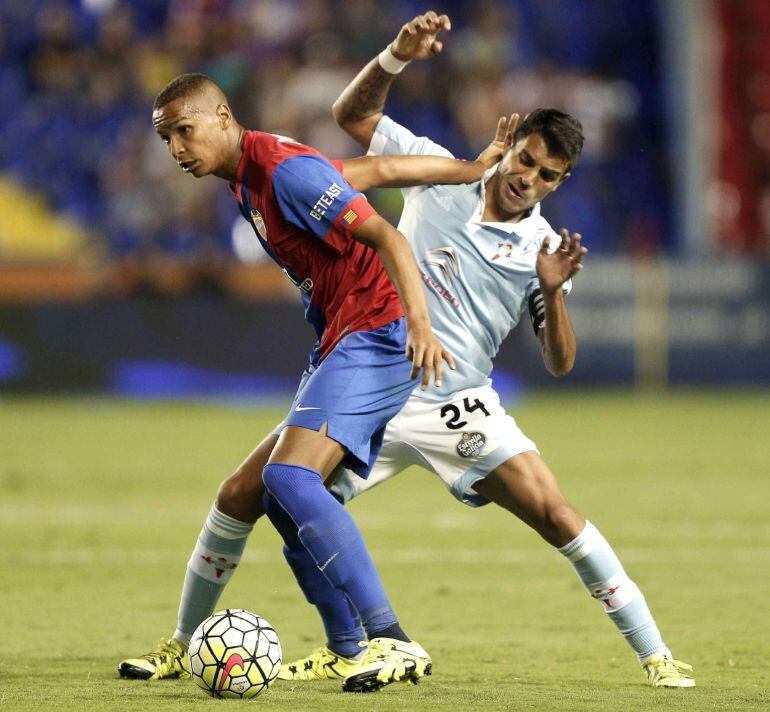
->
xmin=143 ymin=73 xmax=489 ymax=691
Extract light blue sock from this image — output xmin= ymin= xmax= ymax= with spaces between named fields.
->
xmin=173 ymin=505 xmax=253 ymax=645
xmin=262 ymin=463 xmax=400 ymax=638
xmin=559 ymin=521 xmax=668 ymax=663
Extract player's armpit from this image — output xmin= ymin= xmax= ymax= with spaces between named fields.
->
xmin=335 ymin=111 xmax=383 ymax=151
xmin=340 ymin=155 xmax=486 ymax=192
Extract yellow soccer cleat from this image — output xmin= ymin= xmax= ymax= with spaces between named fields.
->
xmin=643 ymin=654 xmax=695 ymax=688
xmin=278 ymin=645 xmax=364 ymax=681
xmin=342 ymin=638 xmax=432 ymax=693
xmin=118 ymin=638 xmax=190 ymax=680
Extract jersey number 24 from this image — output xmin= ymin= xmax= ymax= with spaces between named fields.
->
xmin=440 ymin=398 xmax=490 ymax=430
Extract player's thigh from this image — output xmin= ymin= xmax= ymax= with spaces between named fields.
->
xmin=281 ymin=320 xmax=416 ymax=481
xmin=268 ymin=424 xmax=346 ymax=481
xmin=216 ymin=432 xmax=280 ymax=522
xmin=404 ymin=385 xmax=536 ymax=507
xmin=331 ymin=429 xmax=416 ymax=504
xmin=473 ymin=452 xmax=585 ymax=546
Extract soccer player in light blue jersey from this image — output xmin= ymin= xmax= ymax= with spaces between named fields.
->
xmin=276 ymin=12 xmax=693 ymax=689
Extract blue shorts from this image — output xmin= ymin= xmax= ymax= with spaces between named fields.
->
xmin=283 ymin=318 xmax=418 ymax=478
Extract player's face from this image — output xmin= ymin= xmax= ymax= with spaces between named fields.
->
xmin=494 ymin=133 xmax=570 ymax=217
xmin=152 ymin=98 xmax=228 ymax=178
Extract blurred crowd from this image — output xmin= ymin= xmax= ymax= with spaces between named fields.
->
xmin=0 ymin=0 xmax=668 ymax=274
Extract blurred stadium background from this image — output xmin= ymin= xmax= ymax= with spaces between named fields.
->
xmin=1 ymin=0 xmax=768 ymax=397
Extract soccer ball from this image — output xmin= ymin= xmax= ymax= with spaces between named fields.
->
xmin=188 ymin=609 xmax=282 ymax=699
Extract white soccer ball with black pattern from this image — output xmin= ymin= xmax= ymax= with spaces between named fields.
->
xmin=188 ymin=609 xmax=282 ymax=699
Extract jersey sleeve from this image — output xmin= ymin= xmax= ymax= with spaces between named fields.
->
xmin=272 ymin=154 xmax=375 ymax=254
xmin=367 ymin=115 xmax=454 ymax=159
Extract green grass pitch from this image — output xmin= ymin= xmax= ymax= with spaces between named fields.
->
xmin=1 ymin=390 xmax=768 ymax=710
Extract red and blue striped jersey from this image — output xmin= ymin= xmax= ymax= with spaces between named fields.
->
xmin=231 ymin=130 xmax=403 ymax=362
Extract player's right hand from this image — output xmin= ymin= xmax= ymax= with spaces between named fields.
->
xmin=406 ymin=323 xmax=456 ymax=390
xmin=477 ymin=114 xmax=519 ymax=168
xmin=537 ymin=228 xmax=588 ymax=294
xmin=391 ymin=11 xmax=451 ymax=61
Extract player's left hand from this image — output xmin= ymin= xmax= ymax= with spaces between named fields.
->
xmin=392 ymin=11 xmax=451 ymax=61
xmin=406 ymin=324 xmax=456 ymax=390
xmin=537 ymin=228 xmax=587 ymax=294
xmin=477 ymin=114 xmax=519 ymax=168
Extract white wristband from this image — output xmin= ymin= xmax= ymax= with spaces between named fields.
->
xmin=378 ymin=45 xmax=411 ymax=74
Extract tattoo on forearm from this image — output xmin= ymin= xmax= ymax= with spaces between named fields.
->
xmin=337 ymin=60 xmax=397 ymax=122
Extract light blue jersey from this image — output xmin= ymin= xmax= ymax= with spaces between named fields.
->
xmin=368 ymin=116 xmax=571 ymax=402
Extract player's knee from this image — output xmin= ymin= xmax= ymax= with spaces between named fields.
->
xmin=216 ymin=468 xmax=266 ymax=521
xmin=542 ymin=501 xmax=583 ymax=545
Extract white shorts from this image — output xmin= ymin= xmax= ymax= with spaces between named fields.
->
xmin=329 ymin=384 xmax=539 ymax=508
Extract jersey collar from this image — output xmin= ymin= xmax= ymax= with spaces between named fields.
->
xmin=230 ymin=130 xmax=255 ymax=199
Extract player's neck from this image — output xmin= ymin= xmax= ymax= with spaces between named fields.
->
xmin=213 ymin=127 xmax=247 ymax=183
xmin=482 ymin=174 xmax=527 ymax=225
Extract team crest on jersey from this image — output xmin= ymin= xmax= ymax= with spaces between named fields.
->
xmin=491 ymin=242 xmax=514 ymax=261
xmin=250 ymin=209 xmax=267 ymax=239
xmin=456 ymin=431 xmax=486 ymax=458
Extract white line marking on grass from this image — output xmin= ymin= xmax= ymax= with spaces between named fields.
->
xmin=17 ymin=547 xmax=770 ymax=566
xmin=5 ymin=504 xmax=770 ymax=541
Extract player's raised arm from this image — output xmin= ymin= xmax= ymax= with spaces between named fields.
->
xmin=339 ymin=154 xmax=488 ymax=192
xmin=351 ymin=213 xmax=455 ymax=389
xmin=338 ymin=114 xmax=518 ymax=191
xmin=533 ymin=229 xmax=588 ymax=377
xmin=332 ymin=11 xmax=451 ymax=149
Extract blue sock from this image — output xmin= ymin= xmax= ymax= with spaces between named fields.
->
xmin=262 ymin=463 xmax=403 ymax=642
xmin=559 ymin=521 xmax=668 ymax=663
xmin=262 ymin=491 xmax=365 ymax=658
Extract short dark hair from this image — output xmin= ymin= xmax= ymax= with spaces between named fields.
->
xmin=514 ymin=109 xmax=584 ymax=171
xmin=153 ymin=73 xmax=219 ymax=111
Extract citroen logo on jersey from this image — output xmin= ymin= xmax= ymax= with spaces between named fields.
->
xmin=250 ymin=209 xmax=267 ymax=240
xmin=422 ymin=246 xmax=462 ymax=288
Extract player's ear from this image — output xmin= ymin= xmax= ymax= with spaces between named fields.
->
xmin=216 ymin=103 xmax=232 ymax=130
xmin=553 ymin=171 xmax=571 ymax=191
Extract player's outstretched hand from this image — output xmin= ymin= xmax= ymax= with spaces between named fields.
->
xmin=391 ymin=11 xmax=451 ymax=61
xmin=407 ymin=324 xmax=456 ymax=390
xmin=477 ymin=113 xmax=519 ymax=168
xmin=537 ymin=228 xmax=588 ymax=293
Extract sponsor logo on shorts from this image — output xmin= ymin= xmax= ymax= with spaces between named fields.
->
xmin=456 ymin=431 xmax=486 ymax=458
